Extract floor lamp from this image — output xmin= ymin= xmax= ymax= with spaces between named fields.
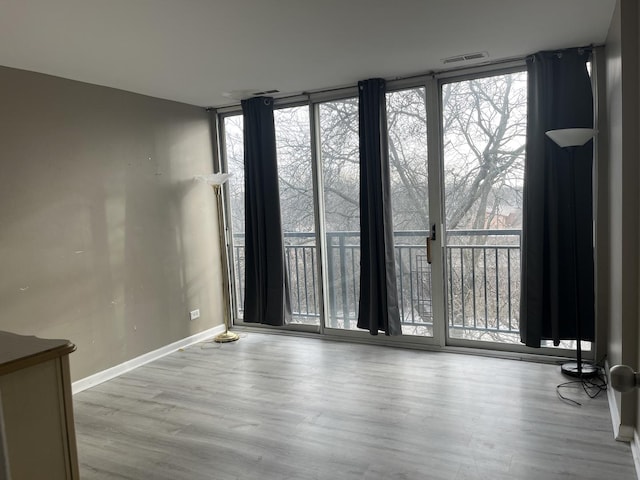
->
xmin=545 ymin=128 xmax=597 ymax=378
xmin=198 ymin=173 xmax=239 ymax=343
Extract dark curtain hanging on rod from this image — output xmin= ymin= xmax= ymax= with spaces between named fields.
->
xmin=520 ymin=47 xmax=594 ymax=347
xmin=242 ymin=96 xmax=291 ymax=326
xmin=357 ymin=78 xmax=402 ymax=336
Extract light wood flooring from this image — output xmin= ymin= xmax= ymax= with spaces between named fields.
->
xmin=74 ymin=332 xmax=636 ymax=479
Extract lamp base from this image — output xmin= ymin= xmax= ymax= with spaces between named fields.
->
xmin=561 ymin=361 xmax=599 ymax=379
xmin=214 ymin=331 xmax=240 ymax=343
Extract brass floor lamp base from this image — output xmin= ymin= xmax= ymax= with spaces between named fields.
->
xmin=214 ymin=331 xmax=240 ymax=343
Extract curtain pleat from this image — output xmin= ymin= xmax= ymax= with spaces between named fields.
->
xmin=520 ymin=48 xmax=594 ymax=347
xmin=242 ymin=97 xmax=291 ymax=326
xmin=357 ymin=78 xmax=402 ymax=336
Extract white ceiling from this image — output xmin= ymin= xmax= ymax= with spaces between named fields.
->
xmin=0 ymin=0 xmax=616 ymax=108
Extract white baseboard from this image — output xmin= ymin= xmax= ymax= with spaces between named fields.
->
xmin=606 ymin=360 xmax=635 ymax=442
xmin=72 ymin=325 xmax=225 ymax=395
xmin=631 ymin=430 xmax=640 ymax=480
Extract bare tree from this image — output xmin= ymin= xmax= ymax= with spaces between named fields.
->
xmin=318 ymin=98 xmax=360 ymax=233
xmin=443 ymin=73 xmax=527 ymax=231
xmin=222 ymin=115 xmax=245 ymax=237
xmin=442 ymin=72 xmax=527 ymax=343
xmin=222 ymin=71 xmax=528 ymax=339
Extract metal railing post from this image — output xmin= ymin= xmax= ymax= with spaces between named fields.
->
xmin=326 ymin=234 xmax=337 ymax=328
xmin=339 ymin=235 xmax=349 ymax=329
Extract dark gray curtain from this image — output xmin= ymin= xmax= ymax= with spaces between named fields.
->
xmin=242 ymin=97 xmax=291 ymax=326
xmin=520 ymin=48 xmax=594 ymax=347
xmin=357 ymin=78 xmax=402 ymax=336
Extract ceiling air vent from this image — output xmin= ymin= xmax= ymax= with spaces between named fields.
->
xmin=442 ymin=51 xmax=489 ymax=65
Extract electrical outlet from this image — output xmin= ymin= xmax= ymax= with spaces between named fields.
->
xmin=189 ymin=309 xmax=200 ymax=321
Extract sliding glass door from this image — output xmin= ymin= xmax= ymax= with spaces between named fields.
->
xmin=441 ymin=70 xmax=528 ymax=345
xmin=316 ymin=88 xmax=435 ymax=337
xmin=220 ymin=64 xmax=576 ymax=354
xmin=386 ymin=87 xmax=433 ymax=337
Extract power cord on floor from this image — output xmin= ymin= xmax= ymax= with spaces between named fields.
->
xmin=556 ymin=357 xmax=608 ymax=406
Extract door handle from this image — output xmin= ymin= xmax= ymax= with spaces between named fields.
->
xmin=426 ymin=224 xmax=436 ymax=264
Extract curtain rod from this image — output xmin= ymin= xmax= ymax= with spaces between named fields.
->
xmin=212 ymin=44 xmax=604 ymax=113
xmin=213 ymin=55 xmax=526 ymax=113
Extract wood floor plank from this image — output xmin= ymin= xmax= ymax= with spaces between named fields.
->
xmin=74 ymin=333 xmax=636 ymax=479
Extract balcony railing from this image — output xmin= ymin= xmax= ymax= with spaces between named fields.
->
xmin=232 ymin=229 xmax=521 ymax=340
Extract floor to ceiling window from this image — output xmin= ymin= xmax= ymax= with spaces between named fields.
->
xmin=218 ymin=63 xmax=587 ymax=357
xmin=441 ymin=70 xmax=527 ymax=345
xmin=318 ymin=98 xmax=361 ymax=331
xmin=273 ymin=106 xmax=320 ymax=326
xmin=221 ymin=114 xmax=245 ymax=321
xmin=316 ymin=89 xmax=434 ymax=336
xmin=222 ymin=107 xmax=320 ymax=326
xmin=386 ymin=87 xmax=432 ymax=337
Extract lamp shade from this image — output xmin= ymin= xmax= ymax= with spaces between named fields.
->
xmin=195 ymin=173 xmax=232 ymax=185
xmin=545 ymin=128 xmax=597 ymax=148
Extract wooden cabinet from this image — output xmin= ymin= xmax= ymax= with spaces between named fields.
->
xmin=0 ymin=332 xmax=79 ymax=479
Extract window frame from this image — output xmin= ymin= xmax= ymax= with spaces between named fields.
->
xmin=216 ymin=57 xmax=594 ymax=361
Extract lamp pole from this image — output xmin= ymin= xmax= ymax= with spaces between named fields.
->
xmin=566 ymin=146 xmax=586 ymax=376
xmin=213 ymin=183 xmax=239 ymax=343
xmin=545 ymin=128 xmax=597 ymax=378
xmin=196 ymin=173 xmax=239 ymax=343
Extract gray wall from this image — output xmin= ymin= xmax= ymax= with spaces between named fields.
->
xmin=0 ymin=66 xmax=224 ymax=381
xmin=604 ymin=0 xmax=639 ymax=432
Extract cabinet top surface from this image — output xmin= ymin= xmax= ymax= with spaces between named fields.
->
xmin=0 ymin=331 xmax=75 ymax=375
